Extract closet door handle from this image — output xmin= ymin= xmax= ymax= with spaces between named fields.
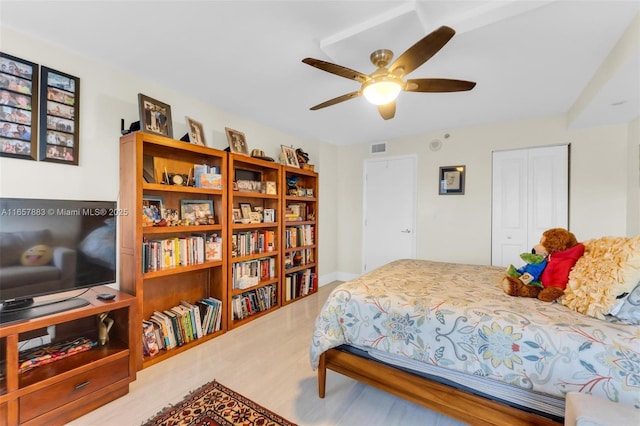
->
xmin=401 ymin=229 xmax=411 ymax=233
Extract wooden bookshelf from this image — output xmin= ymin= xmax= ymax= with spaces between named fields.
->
xmin=119 ymin=132 xmax=227 ymax=370
xmin=227 ymin=153 xmax=282 ymax=329
xmin=281 ymin=166 xmax=319 ymax=305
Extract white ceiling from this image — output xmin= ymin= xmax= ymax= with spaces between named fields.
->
xmin=1 ymin=1 xmax=638 ymax=146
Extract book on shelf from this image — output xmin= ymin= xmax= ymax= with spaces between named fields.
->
xmin=232 ymin=230 xmax=276 ymax=257
xmin=285 ymin=269 xmax=316 ymax=301
xmin=143 ymin=296 xmax=224 ymax=354
xmin=142 ymin=233 xmax=222 ymax=272
xmin=232 ymin=284 xmax=277 ymax=320
xmin=142 ymin=320 xmax=160 ymax=356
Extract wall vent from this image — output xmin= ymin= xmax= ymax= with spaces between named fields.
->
xmin=371 ymin=142 xmax=387 ymax=154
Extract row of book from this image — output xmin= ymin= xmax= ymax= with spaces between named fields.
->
xmin=231 ymin=230 xmax=276 ymax=257
xmin=142 ymin=297 xmax=223 ymax=356
xmin=284 ymin=249 xmax=314 ymax=270
xmin=232 ymin=284 xmax=277 ymax=320
xmin=285 ymin=269 xmax=317 ymax=302
xmin=232 ymin=257 xmax=277 ymax=290
xmin=284 ymin=225 xmax=315 ymax=249
xmin=142 ymin=233 xmax=222 ymax=272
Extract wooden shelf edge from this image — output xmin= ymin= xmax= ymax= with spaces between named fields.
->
xmin=228 ymin=305 xmax=280 ymax=329
xmin=231 ymin=279 xmax=279 ymax=296
xmin=143 ymin=260 xmax=224 ymax=278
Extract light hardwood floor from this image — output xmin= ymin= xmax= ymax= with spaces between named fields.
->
xmin=68 ymin=282 xmax=466 ymax=426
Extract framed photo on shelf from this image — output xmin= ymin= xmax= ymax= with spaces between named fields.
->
xmin=39 ymin=67 xmax=79 ymax=165
xmin=281 ymin=145 xmax=299 ymax=168
xmin=439 ymin=165 xmax=465 ymax=195
xmin=239 ymin=203 xmax=252 ymax=219
xmin=225 ymin=127 xmax=249 ymax=155
xmin=186 ymin=116 xmax=205 ymax=146
xmin=232 ymin=208 xmax=243 ymax=223
xmin=180 ymin=199 xmax=214 ymax=225
xmin=0 ymin=52 xmax=39 ymax=161
xmin=263 ymin=208 xmax=275 ymax=223
xmin=138 ymin=93 xmax=173 ymax=138
xmin=142 ymin=195 xmax=164 ymax=226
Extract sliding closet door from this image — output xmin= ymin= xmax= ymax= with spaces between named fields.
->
xmin=491 ymin=145 xmax=569 ymax=267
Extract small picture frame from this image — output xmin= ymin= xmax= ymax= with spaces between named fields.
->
xmin=263 ymin=208 xmax=275 ymax=223
xmin=306 ymin=188 xmax=314 ymax=197
xmin=239 ymin=202 xmax=252 ymax=219
xmin=249 ymin=211 xmax=262 ymax=223
xmin=138 ymin=93 xmax=173 ymax=138
xmin=281 ymin=145 xmax=299 ymax=168
xmin=439 ymin=165 xmax=465 ymax=195
xmin=232 ymin=208 xmax=243 ymax=223
xmin=225 ymin=127 xmax=249 ymax=155
xmin=142 ymin=195 xmax=164 ymax=226
xmin=180 ymin=199 xmax=214 ymax=225
xmin=186 ymin=116 xmax=205 ymax=146
xmin=0 ymin=52 xmax=39 ymax=161
xmin=265 ymin=181 xmax=277 ymax=195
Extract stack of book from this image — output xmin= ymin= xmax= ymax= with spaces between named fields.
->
xmin=232 ymin=284 xmax=277 ymax=320
xmin=142 ymin=233 xmax=222 ymax=272
xmin=142 ymin=297 xmax=223 ymax=356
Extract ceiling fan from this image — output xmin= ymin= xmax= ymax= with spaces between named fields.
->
xmin=302 ymin=26 xmax=476 ymax=120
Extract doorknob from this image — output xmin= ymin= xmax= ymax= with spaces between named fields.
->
xmin=401 ymin=229 xmax=411 ymax=233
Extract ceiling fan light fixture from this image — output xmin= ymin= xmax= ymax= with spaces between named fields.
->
xmin=362 ymin=76 xmax=402 ymax=105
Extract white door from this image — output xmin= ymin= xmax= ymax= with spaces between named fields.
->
xmin=491 ymin=145 xmax=569 ymax=267
xmin=363 ymin=156 xmax=417 ymax=273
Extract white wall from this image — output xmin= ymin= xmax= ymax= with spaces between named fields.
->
xmin=628 ymin=116 xmax=640 ymax=235
xmin=336 ymin=114 xmax=634 ymax=275
xmin=0 ymin=27 xmax=339 ymax=285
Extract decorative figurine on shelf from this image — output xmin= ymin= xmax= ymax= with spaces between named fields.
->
xmin=296 ymin=148 xmax=309 ymax=166
xmin=287 ymin=175 xmax=299 ymax=195
xmin=97 ymin=312 xmax=114 ymax=346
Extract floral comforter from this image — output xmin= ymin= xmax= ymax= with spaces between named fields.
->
xmin=310 ymin=259 xmax=640 ymax=407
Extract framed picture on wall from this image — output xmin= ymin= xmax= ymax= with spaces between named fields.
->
xmin=0 ymin=52 xmax=39 ymax=161
xmin=39 ymin=66 xmax=79 ymax=165
xmin=138 ymin=93 xmax=173 ymax=139
xmin=439 ymin=165 xmax=465 ymax=195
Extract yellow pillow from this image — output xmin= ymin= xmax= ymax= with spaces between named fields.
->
xmin=561 ymin=236 xmax=640 ymax=319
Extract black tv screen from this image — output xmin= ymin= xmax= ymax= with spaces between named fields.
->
xmin=0 ymin=198 xmax=117 ymax=306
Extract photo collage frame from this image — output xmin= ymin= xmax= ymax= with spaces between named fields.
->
xmin=0 ymin=52 xmax=80 ymax=164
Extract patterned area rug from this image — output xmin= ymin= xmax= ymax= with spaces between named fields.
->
xmin=142 ymin=380 xmax=297 ymax=426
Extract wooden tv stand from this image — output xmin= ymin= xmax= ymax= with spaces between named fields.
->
xmin=0 ymin=287 xmax=136 ymax=425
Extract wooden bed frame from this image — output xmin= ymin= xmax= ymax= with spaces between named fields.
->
xmin=318 ymin=348 xmax=562 ymax=426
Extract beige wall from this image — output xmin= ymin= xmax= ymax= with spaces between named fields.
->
xmin=335 ymin=115 xmax=634 ymax=276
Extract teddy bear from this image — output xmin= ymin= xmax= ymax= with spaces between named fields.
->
xmin=502 ymin=228 xmax=585 ymax=302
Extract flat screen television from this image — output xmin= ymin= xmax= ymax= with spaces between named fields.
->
xmin=0 ymin=197 xmax=117 ymax=324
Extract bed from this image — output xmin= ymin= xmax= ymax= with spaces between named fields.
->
xmin=310 ymin=238 xmax=640 ymax=425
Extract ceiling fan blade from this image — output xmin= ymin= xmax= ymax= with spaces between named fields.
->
xmin=309 ymin=91 xmax=361 ymax=110
xmin=302 ymin=58 xmax=369 ymax=83
xmin=405 ymin=78 xmax=476 ymax=92
xmin=377 ymin=102 xmax=396 ymax=120
xmin=388 ymin=26 xmax=456 ymax=77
